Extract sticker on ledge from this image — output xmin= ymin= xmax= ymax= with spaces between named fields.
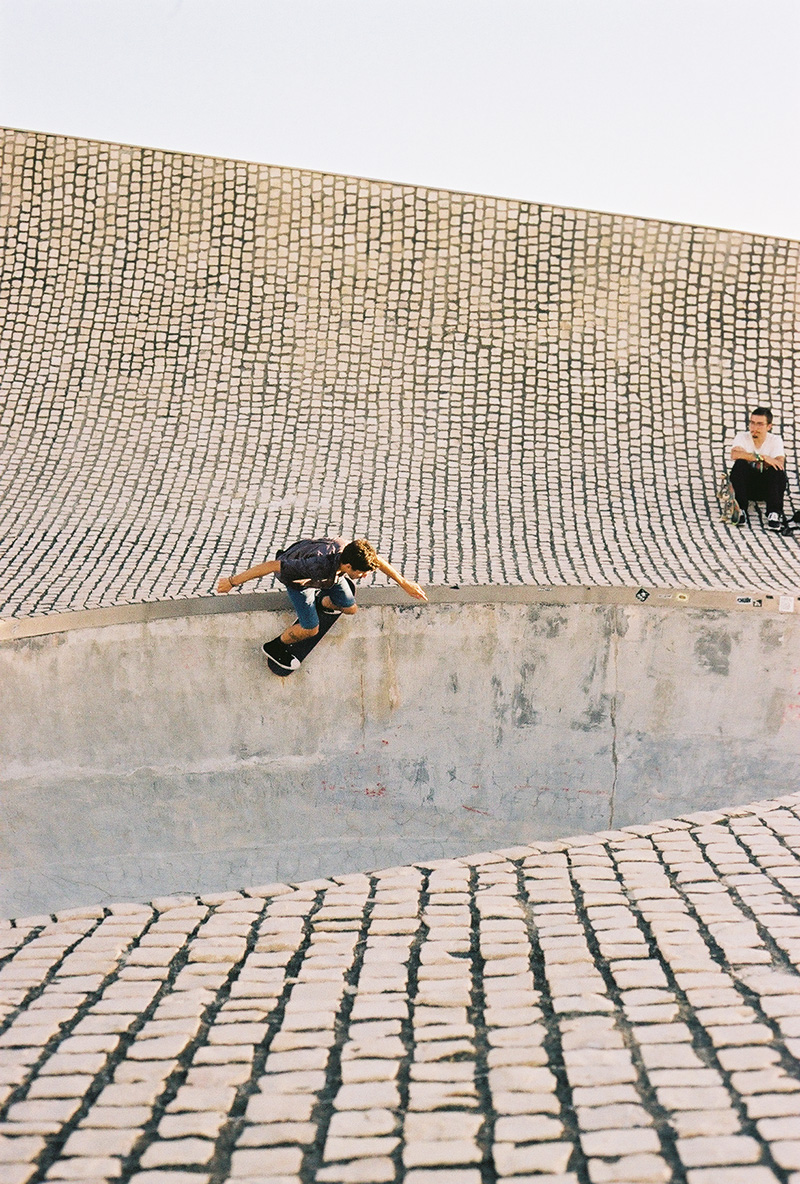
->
xmin=779 ymin=596 xmax=796 ymax=614
xmin=675 ymin=592 xmax=689 ymax=602
xmin=736 ymin=596 xmax=752 ymax=605
xmin=635 ymin=588 xmax=650 ymax=602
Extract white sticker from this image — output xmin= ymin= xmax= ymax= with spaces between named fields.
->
xmin=779 ymin=596 xmax=795 ymax=614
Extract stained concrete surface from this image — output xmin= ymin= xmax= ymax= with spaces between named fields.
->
xmin=3 ymin=592 xmax=800 ymax=918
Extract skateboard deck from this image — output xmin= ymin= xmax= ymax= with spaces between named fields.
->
xmin=781 ymin=510 xmax=800 ymax=537
xmin=717 ymin=473 xmax=741 ymax=524
xmin=263 ymin=578 xmax=355 ymax=676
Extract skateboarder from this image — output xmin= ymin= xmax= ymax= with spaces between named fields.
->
xmin=217 ymin=537 xmax=427 ymax=669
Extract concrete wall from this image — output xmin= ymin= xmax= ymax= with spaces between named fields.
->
xmin=3 ymin=594 xmax=800 ymax=916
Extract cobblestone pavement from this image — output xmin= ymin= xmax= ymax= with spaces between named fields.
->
xmin=2 ymin=128 xmax=800 ymax=619
xmin=1 ymin=793 xmax=800 ymax=1183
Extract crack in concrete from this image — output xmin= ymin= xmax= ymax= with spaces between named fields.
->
xmin=608 ymin=612 xmax=620 ymax=830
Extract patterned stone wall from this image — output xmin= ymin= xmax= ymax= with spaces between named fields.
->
xmin=1 ymin=128 xmax=799 ymax=617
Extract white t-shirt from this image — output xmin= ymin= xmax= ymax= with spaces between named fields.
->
xmin=729 ymin=430 xmax=785 ymax=459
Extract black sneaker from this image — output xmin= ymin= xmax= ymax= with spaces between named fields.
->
xmin=736 ymin=509 xmax=748 ymax=527
xmin=767 ymin=512 xmax=782 ymax=531
xmin=263 ymin=639 xmax=300 ymax=671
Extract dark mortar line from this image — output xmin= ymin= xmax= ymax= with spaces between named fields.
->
xmin=117 ymin=898 xmax=276 ymax=1184
xmin=644 ymin=836 xmax=792 ymax=1184
xmin=27 ymin=905 xmax=209 ymax=1184
xmin=467 ymin=866 xmax=498 ymax=1184
xmin=392 ymin=871 xmax=429 ymax=1184
xmin=607 ymin=841 xmax=781 ymax=1171
xmin=299 ymin=884 xmax=379 ymax=1184
xmin=729 ymin=807 xmax=800 ymax=851
xmin=698 ymin=823 xmax=800 ymax=1083
xmin=727 ymin=816 xmax=800 ymax=905
xmin=0 ymin=911 xmax=136 ymax=1120
xmin=716 ymin=817 xmax=800 ymax=924
xmin=515 ymin=861 xmax=592 ymax=1184
xmin=566 ymin=851 xmax=688 ymax=1184
xmin=206 ymin=889 xmax=329 ymax=1184
xmin=0 ymin=916 xmax=106 ymax=1041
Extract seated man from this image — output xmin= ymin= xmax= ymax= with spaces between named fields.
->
xmin=217 ymin=537 xmax=427 ymax=669
xmin=728 ymin=407 xmax=787 ymax=529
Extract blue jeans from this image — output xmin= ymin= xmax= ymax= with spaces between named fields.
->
xmin=285 ymin=578 xmax=356 ymax=630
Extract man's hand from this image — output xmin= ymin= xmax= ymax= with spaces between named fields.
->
xmin=761 ymin=454 xmax=784 ymax=470
xmin=217 ymin=576 xmax=234 ymax=593
xmin=400 ymin=580 xmax=428 ymax=602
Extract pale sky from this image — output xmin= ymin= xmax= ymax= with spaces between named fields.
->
xmin=1 ymin=0 xmax=799 ymax=240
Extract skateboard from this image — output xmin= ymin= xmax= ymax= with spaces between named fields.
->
xmin=716 ymin=473 xmax=742 ymax=524
xmin=263 ymin=578 xmax=355 ymax=677
xmin=781 ymin=510 xmax=800 ymax=537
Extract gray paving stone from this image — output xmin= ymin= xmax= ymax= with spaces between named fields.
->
xmin=670 ymin=1110 xmax=741 ymax=1137
xmin=493 ymin=1141 xmax=573 ymax=1175
xmin=44 ymin=1155 xmax=122 ymax=1178
xmin=586 ymin=1154 xmax=671 ymax=1182
xmin=315 ymin=1158 xmax=395 ymax=1182
xmin=326 ymin=1112 xmax=397 ymax=1139
xmin=684 ymin=1170 xmax=781 ymax=1184
xmin=157 ymin=1113 xmax=226 ymax=1140
xmin=61 ymin=1128 xmax=140 ymax=1157
xmin=139 ymin=1139 xmax=214 ymax=1167
xmin=677 ymin=1134 xmax=762 ymax=1166
xmin=324 ymin=1136 xmax=400 ymax=1162
xmin=129 ymin=1173 xmax=210 ymax=1184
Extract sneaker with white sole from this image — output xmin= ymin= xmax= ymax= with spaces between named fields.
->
xmin=736 ymin=509 xmax=748 ymax=527
xmin=767 ymin=512 xmax=782 ymax=531
xmin=263 ymin=639 xmax=301 ymax=671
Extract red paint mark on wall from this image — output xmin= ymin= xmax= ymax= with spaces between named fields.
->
xmin=462 ymin=805 xmax=491 ymax=816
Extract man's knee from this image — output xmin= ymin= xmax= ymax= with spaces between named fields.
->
xmin=340 ymin=604 xmax=357 ymax=616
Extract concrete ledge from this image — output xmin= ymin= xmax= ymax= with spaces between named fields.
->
xmin=1 ymin=581 xmax=796 ymax=641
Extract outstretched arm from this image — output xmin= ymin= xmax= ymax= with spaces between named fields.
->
xmin=374 ymin=556 xmax=428 ymax=601
xmin=217 ymin=559 xmax=281 ymax=593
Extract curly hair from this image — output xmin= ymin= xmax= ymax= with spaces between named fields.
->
xmin=341 ymin=538 xmax=379 ymax=572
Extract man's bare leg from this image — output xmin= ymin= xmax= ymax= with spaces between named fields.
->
xmin=281 ymin=622 xmax=317 ymax=645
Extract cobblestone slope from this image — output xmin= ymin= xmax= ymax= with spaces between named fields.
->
xmin=2 ymin=128 xmax=800 ymax=619
xmin=2 ymin=794 xmax=800 ymax=1184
